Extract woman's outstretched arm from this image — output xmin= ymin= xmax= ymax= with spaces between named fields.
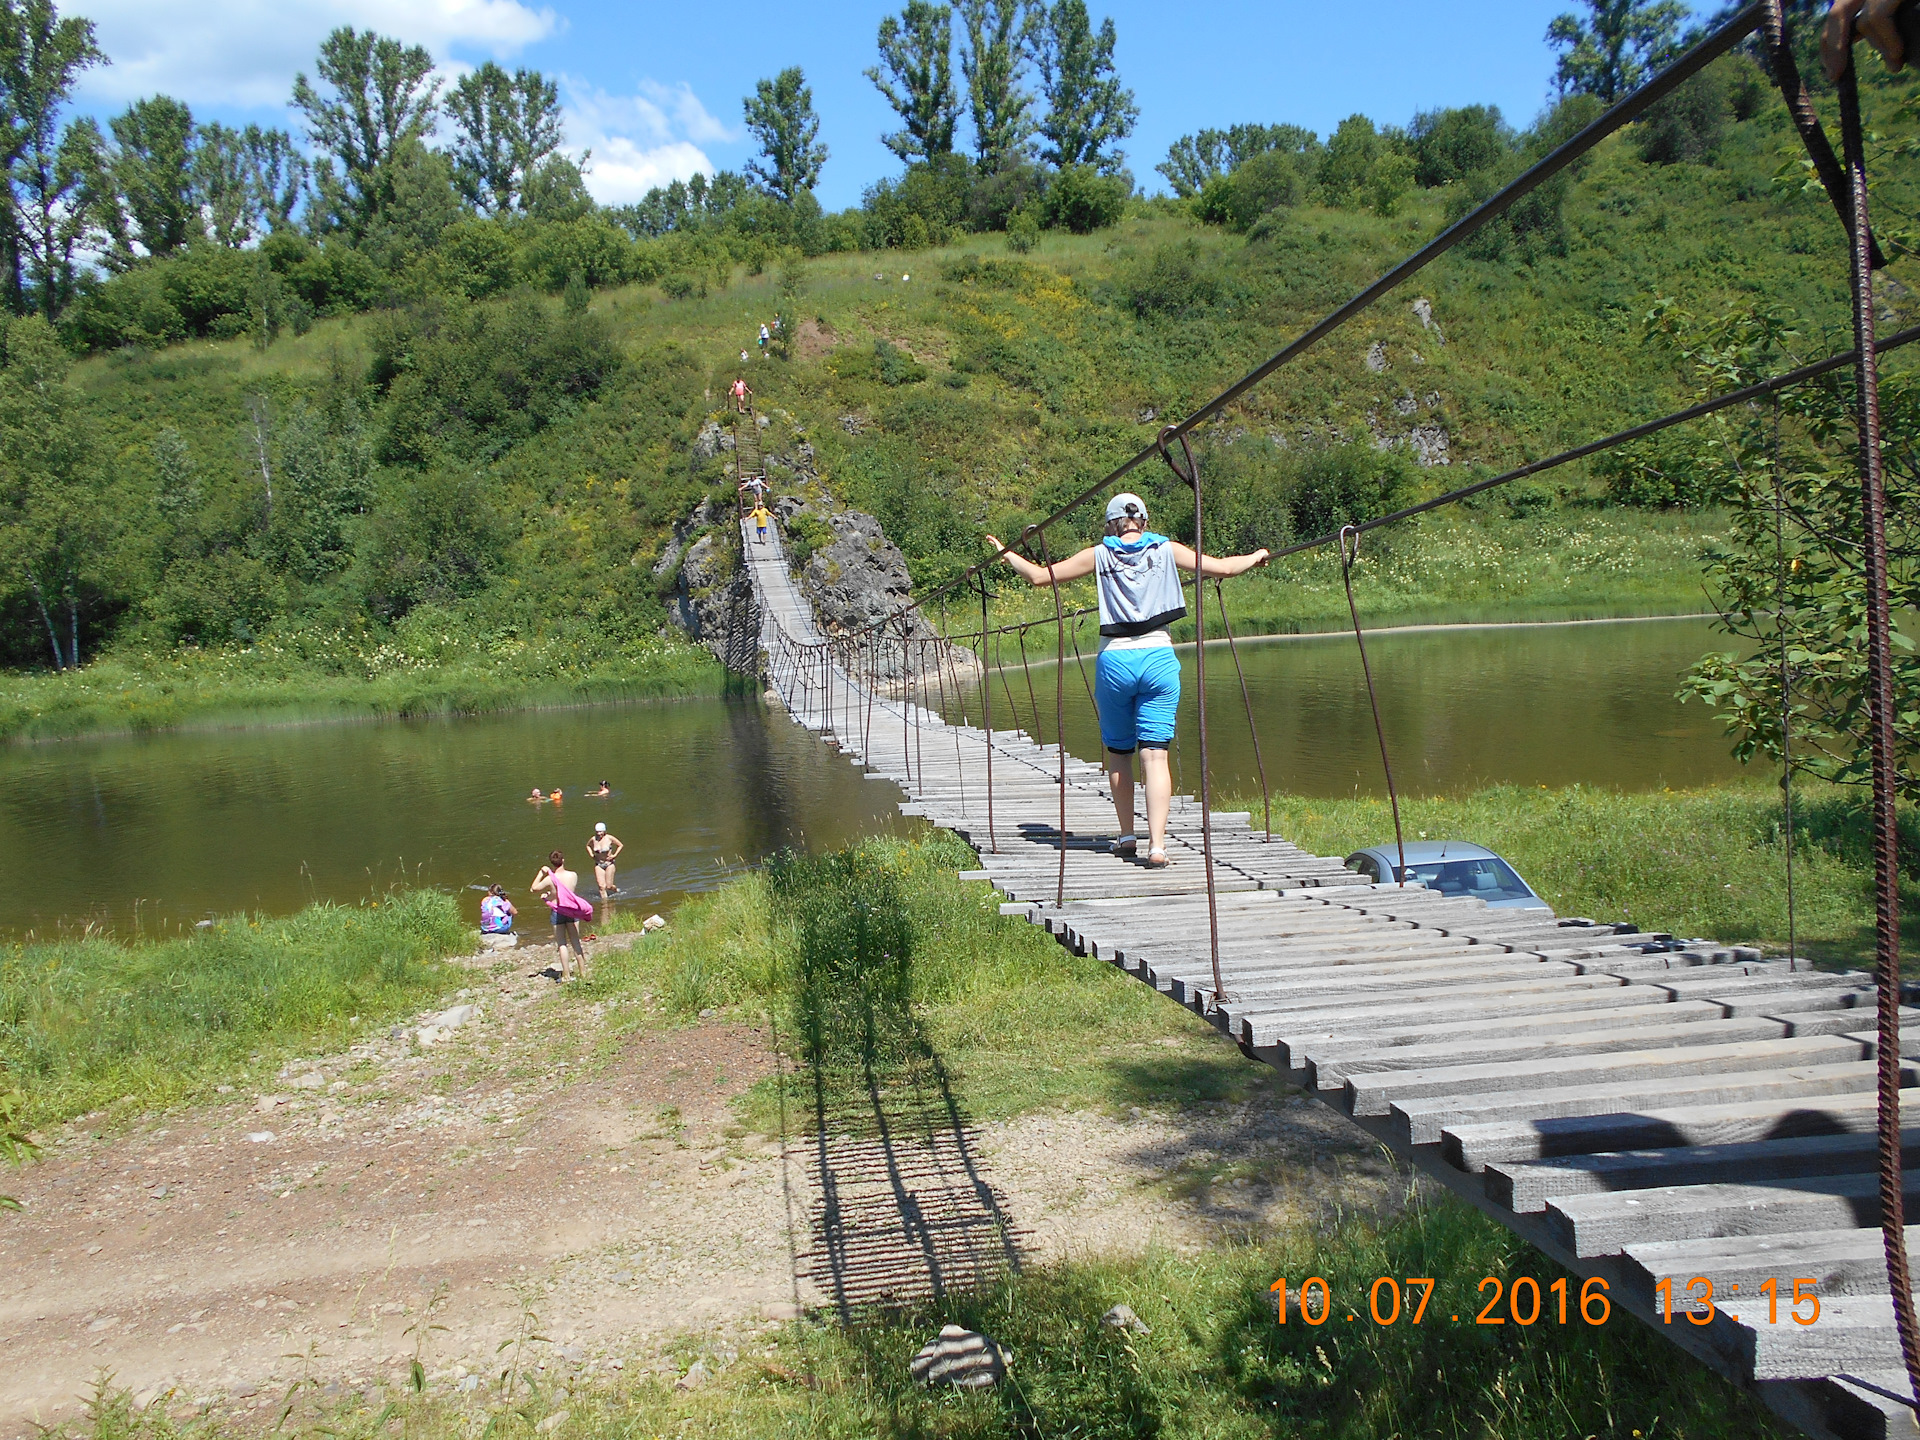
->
xmin=984 ymin=535 xmax=1099 ymax=586
xmin=1169 ymin=542 xmax=1270 ymax=578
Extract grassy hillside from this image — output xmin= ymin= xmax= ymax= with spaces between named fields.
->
xmin=8 ymin=59 xmax=1917 ymax=739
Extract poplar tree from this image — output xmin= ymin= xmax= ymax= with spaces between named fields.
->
xmin=868 ymin=2 xmax=959 ymax=163
xmin=1027 ymin=0 xmax=1135 ymax=172
xmin=446 ymin=62 xmax=564 ymax=214
xmin=292 ymin=27 xmax=442 ymax=236
xmin=743 ymin=67 xmax=828 ymax=203
xmin=0 ymin=0 xmax=103 ymax=317
xmin=1546 ymin=0 xmax=1688 ymax=101
xmin=959 ymin=0 xmax=1034 ymax=172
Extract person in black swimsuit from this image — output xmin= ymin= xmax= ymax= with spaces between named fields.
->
xmin=587 ymin=822 xmax=623 ymax=899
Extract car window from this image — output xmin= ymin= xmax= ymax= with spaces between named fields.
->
xmin=1349 ymin=855 xmax=1380 ymax=880
xmin=1404 ymin=858 xmax=1533 ymax=902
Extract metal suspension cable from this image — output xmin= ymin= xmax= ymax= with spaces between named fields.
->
xmin=1770 ymin=395 xmax=1798 ymax=975
xmin=1838 ymin=60 xmax=1920 ymax=1410
xmin=1033 ymin=525 xmax=1070 ymax=907
xmin=978 ymin=576 xmax=996 ymax=853
xmin=1213 ymin=577 xmax=1271 ymax=842
xmin=1340 ymin=526 xmax=1408 ymax=889
xmin=1159 ymin=428 xmax=1225 ymax=1009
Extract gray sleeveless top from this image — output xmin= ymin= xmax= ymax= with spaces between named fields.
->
xmin=1094 ymin=534 xmax=1186 ymax=638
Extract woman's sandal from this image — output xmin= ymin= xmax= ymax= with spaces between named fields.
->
xmin=1112 ymin=834 xmax=1137 ymax=858
xmin=1144 ymin=848 xmax=1170 ymax=869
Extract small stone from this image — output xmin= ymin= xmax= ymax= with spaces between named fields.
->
xmin=87 ymin=1316 xmax=119 ymax=1332
xmin=909 ymin=1326 xmax=1008 ymax=1389
xmin=230 ymin=1383 xmax=257 ymax=1399
xmin=610 ymin=1271 xmax=633 ymax=1284
xmin=555 ymin=1345 xmax=585 ymax=1364
xmin=642 ymin=914 xmax=667 ymax=932
xmin=1365 ymin=339 xmax=1389 ymax=372
xmin=457 ymin=1375 xmax=480 ymax=1393
xmin=1102 ymin=1304 xmax=1151 ymax=1335
xmin=534 ymin=1411 xmax=568 ymax=1433
xmin=246 ymin=1131 xmax=275 ymax=1144
xmin=85 ymin=1244 xmax=102 ymax=1255
xmin=674 ymin=1360 xmax=710 ymax=1391
xmin=254 ymin=1095 xmax=283 ymax=1114
xmin=214 ymin=1085 xmax=234 ymax=1095
xmin=288 ymin=1072 xmax=325 ymax=1090
xmin=698 ymin=1008 xmax=716 ymax=1019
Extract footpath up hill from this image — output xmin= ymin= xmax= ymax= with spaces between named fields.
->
xmin=9 ymin=79 xmax=1912 ymax=739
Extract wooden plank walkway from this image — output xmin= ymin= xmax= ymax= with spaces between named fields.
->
xmin=743 ymin=519 xmax=1920 ymax=1440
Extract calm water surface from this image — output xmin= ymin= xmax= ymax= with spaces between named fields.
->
xmin=1 ymin=617 xmax=1750 ymax=937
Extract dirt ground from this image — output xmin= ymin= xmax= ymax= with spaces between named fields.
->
xmin=0 ymin=935 xmax=1391 ymax=1434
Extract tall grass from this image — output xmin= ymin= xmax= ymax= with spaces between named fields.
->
xmin=0 ymin=889 xmax=467 ymax=1127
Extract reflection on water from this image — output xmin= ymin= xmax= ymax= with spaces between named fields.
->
xmin=0 ymin=617 xmax=1749 ymax=938
xmin=963 ymin=616 xmax=1748 ymax=801
xmin=0 ymin=697 xmax=909 ymax=938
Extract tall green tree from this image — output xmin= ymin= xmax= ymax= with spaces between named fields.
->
xmin=192 ymin=122 xmax=254 ymax=247
xmin=959 ymin=0 xmax=1034 ymax=172
xmin=1546 ymin=0 xmax=1688 ymax=101
xmin=445 ymin=62 xmax=563 ymax=214
xmin=1027 ymin=0 xmax=1135 ymax=173
xmin=292 ymin=27 xmax=442 ymax=237
xmin=867 ymin=2 xmax=959 ymax=164
xmin=243 ymin=125 xmax=309 ymax=231
xmin=743 ymin=67 xmax=827 ymax=203
xmin=102 ymin=96 xmax=199 ymax=262
xmin=0 ymin=0 xmax=103 ymax=318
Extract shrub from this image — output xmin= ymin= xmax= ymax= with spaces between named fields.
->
xmin=1637 ymin=66 xmax=1729 ymax=165
xmin=1410 ymin=105 xmax=1511 ymax=188
xmin=1117 ymin=239 xmax=1225 ymax=318
xmin=1007 ymin=209 xmax=1041 ymax=253
xmin=1042 ymin=165 xmax=1128 ymax=234
xmin=1286 ymin=444 xmax=1415 ymax=537
xmin=1220 ymin=150 xmax=1309 ymax=230
xmin=966 ymin=161 xmax=1048 ymax=231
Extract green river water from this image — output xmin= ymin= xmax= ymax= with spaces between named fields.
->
xmin=0 ymin=617 xmax=1748 ymax=937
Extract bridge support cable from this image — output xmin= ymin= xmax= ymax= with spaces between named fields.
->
xmin=1032 ymin=524 xmax=1070 ymax=908
xmin=1839 ymin=59 xmax=1920 ymax=1411
xmin=1159 ymin=427 xmax=1226 ymax=1010
xmin=1212 ymin=577 xmax=1271 ymax=842
xmin=1338 ymin=527 xmax=1409 ymax=891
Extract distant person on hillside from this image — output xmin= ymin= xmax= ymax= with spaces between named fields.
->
xmin=1824 ymin=0 xmax=1910 ymax=78
xmin=731 ymin=376 xmax=751 ymax=412
xmin=531 ymin=850 xmax=589 ymax=980
xmin=588 ymin=822 xmax=623 ymax=899
xmin=987 ymin=492 xmax=1269 ymax=870
xmin=740 ymin=348 xmax=751 ymax=364
xmin=480 ymin=884 xmax=516 ymax=935
xmin=758 ymin=322 xmax=770 ymax=354
xmin=750 ymin=502 xmax=772 ymax=544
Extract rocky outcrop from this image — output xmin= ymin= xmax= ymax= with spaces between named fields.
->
xmin=658 ymin=499 xmax=761 ymax=674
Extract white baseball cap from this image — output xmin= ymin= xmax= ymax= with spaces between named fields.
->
xmin=594 ymin=822 xmax=607 ymax=833
xmin=1105 ymin=492 xmax=1148 ymax=523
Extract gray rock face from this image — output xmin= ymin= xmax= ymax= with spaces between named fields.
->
xmin=909 ymin=1326 xmax=1009 ymax=1389
xmin=662 ymin=504 xmax=761 ymax=675
xmin=1412 ymin=296 xmax=1446 ymax=344
xmin=792 ymin=506 xmax=943 ymax=678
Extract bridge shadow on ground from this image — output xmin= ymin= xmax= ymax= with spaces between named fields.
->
xmin=773 ymin=849 xmax=1026 ymax=1318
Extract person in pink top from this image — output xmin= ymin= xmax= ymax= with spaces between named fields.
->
xmin=531 ymin=849 xmax=589 ymax=980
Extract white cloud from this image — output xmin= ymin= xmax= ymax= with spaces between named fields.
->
xmin=561 ymin=80 xmax=731 ymax=205
xmin=71 ymin=0 xmax=559 ymax=111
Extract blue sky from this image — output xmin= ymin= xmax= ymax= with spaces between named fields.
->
xmin=66 ymin=0 xmax=1625 ymax=210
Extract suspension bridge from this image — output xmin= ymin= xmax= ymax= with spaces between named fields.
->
xmin=722 ymin=5 xmax=1918 ymax=1434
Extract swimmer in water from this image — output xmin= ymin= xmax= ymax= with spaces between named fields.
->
xmin=588 ymin=780 xmax=611 ymax=797
xmin=549 ymin=789 xmax=563 ymax=804
xmin=528 ymin=787 xmax=546 ymax=803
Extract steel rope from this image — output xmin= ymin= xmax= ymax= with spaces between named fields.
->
xmin=1838 ymin=60 xmax=1920 ymax=1408
xmin=1159 ymin=427 xmax=1224 ymax=1010
xmin=1339 ymin=526 xmax=1408 ymax=889
xmin=1032 ymin=524 xmax=1070 ymax=908
xmin=1214 ymin=577 xmax=1272 ymax=842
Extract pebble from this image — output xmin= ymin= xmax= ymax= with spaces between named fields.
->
xmin=674 ymin=1360 xmax=710 ymax=1391
xmin=1101 ymin=1304 xmax=1151 ymax=1336
xmin=246 ymin=1131 xmax=275 ymax=1143
xmin=534 ymin=1411 xmax=569 ymax=1433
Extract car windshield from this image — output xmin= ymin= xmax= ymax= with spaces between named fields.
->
xmin=1403 ymin=857 xmax=1533 ymax=902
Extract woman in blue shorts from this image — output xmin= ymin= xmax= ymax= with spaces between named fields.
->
xmin=987 ymin=493 xmax=1269 ymax=868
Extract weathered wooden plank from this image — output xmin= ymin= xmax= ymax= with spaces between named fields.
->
xmin=1545 ymin=1171 xmax=1920 ymax=1257
xmin=1443 ymin=1081 xmax=1920 ymax=1172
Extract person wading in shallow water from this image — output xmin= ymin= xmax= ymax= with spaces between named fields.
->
xmin=531 ymin=850 xmax=590 ymax=980
xmin=587 ymin=822 xmax=623 ymax=899
xmin=987 ymin=492 xmax=1269 ymax=869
